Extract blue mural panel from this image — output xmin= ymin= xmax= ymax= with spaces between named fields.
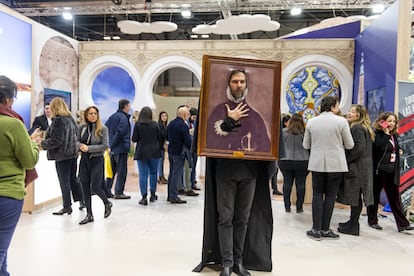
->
xmin=286 ymin=66 xmax=341 ymax=123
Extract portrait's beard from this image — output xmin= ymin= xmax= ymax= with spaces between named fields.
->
xmin=231 ymin=89 xmax=244 ymax=99
xmin=226 ymin=86 xmax=248 ymax=103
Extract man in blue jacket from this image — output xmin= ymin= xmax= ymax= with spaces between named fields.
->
xmin=105 ymin=99 xmax=131 ymax=199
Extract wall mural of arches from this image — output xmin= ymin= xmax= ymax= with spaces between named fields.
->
xmin=286 ymin=66 xmax=341 ymax=123
xmin=91 ymin=66 xmax=135 ymax=122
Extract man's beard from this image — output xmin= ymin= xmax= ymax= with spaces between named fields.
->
xmin=231 ymin=89 xmax=244 ymax=99
xmin=226 ymin=86 xmax=248 ymax=103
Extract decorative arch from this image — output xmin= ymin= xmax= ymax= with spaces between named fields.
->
xmin=79 ymin=55 xmax=141 ymax=109
xmin=142 ymin=55 xmax=202 ymax=109
xmin=281 ymin=54 xmax=353 ymax=114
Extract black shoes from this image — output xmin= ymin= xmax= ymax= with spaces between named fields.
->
xmin=79 ymin=202 xmax=86 ymax=210
xmin=285 ymin=207 xmax=291 ymax=213
xmin=150 ymin=192 xmax=158 ymax=202
xmin=233 ymin=263 xmax=251 ymax=276
xmin=398 ymin=225 xmax=414 ymax=232
xmin=321 ymin=229 xmax=340 ymax=239
xmin=178 ymin=189 xmax=185 ymax=195
xmin=104 ymin=202 xmax=112 ymax=218
xmin=139 ymin=198 xmax=148 ymax=206
xmin=114 ymin=194 xmax=131 ymax=200
xmin=170 ymin=197 xmax=187 ymax=204
xmin=338 ymin=223 xmax=360 ymax=236
xmin=52 ymin=207 xmax=72 ymax=215
xmin=185 ymin=190 xmax=199 ymax=196
xmin=338 ymin=220 xmax=350 ymax=228
xmin=79 ymin=214 xmax=94 ymax=225
xmin=220 ymin=266 xmax=232 ymax=276
xmin=369 ymin=223 xmax=383 ymax=230
xmin=296 ymin=209 xmax=304 ymax=214
xmin=306 ymin=229 xmax=321 ymax=241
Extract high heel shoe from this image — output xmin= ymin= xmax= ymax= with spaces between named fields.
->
xmin=52 ymin=207 xmax=72 ymax=215
xmin=104 ymin=202 xmax=112 ymax=218
xmin=79 ymin=214 xmax=94 ymax=225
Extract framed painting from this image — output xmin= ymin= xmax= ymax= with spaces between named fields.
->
xmin=197 ymin=55 xmax=281 ymax=160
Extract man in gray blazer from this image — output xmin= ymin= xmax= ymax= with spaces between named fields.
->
xmin=303 ymin=96 xmax=354 ymax=240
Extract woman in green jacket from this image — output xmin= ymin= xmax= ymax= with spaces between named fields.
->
xmin=0 ymin=75 xmax=39 ymax=276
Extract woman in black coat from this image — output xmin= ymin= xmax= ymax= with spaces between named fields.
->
xmin=337 ymin=104 xmax=374 ymax=236
xmin=157 ymin=111 xmax=168 ymax=184
xmin=366 ymin=112 xmax=413 ymax=232
xmin=132 ymin=107 xmax=162 ymax=205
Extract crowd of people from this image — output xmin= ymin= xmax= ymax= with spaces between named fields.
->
xmin=1 ymin=70 xmax=414 ymax=276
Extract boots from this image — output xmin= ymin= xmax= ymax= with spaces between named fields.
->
xmin=139 ymin=194 xmax=148 ymax=206
xmin=338 ymin=222 xmax=360 ymax=236
xmin=104 ymin=202 xmax=112 ymax=218
xmin=150 ymin=191 xmax=158 ymax=202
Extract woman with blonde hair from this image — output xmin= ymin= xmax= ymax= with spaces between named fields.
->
xmin=78 ymin=106 xmax=112 ymax=224
xmin=367 ymin=112 xmax=413 ymax=232
xmin=41 ymin=97 xmax=83 ymax=215
xmin=337 ymin=104 xmax=374 ymax=236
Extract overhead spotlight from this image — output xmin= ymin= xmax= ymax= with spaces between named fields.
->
xmin=103 ymin=36 xmax=111 ymax=40
xmin=181 ymin=9 xmax=192 ymax=18
xmin=290 ymin=7 xmax=302 ymax=16
xmin=372 ymin=4 xmax=385 ymax=14
xmin=62 ymin=12 xmax=73 ymax=20
xmin=112 ymin=36 xmax=121 ymax=40
xmin=111 ymin=0 xmax=122 ymax=5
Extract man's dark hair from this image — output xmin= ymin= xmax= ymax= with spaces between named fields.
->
xmin=118 ymin=99 xmax=130 ymax=110
xmin=0 ymin=75 xmax=17 ymax=104
xmin=190 ymin=107 xmax=198 ymax=116
xmin=320 ymin=96 xmax=338 ymax=113
xmin=227 ymin=69 xmax=247 ymax=85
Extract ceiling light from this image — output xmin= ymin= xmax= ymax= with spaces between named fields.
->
xmin=190 ymin=34 xmax=198 ymax=39
xmin=112 ymin=36 xmax=121 ymax=40
xmin=201 ymin=34 xmax=209 ymax=38
xmin=290 ymin=7 xmax=302 ymax=16
xmin=372 ymin=4 xmax=385 ymax=14
xmin=103 ymin=36 xmax=111 ymax=40
xmin=62 ymin=12 xmax=73 ymax=20
xmin=181 ymin=10 xmax=192 ymax=18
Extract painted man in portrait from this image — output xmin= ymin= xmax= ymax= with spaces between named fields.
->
xmin=206 ymin=69 xmax=270 ymax=153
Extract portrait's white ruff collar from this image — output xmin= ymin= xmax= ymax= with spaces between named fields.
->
xmin=226 ymin=87 xmax=249 ymax=103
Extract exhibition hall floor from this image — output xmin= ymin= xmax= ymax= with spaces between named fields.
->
xmin=9 ymin=172 xmax=413 ymax=276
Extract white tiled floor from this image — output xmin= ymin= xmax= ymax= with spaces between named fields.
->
xmin=8 ymin=179 xmax=414 ymax=276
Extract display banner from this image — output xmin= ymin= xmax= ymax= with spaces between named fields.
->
xmin=397 ymin=81 xmax=414 ymax=210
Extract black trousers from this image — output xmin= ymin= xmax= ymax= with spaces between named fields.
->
xmin=55 ymin=158 xmax=82 ymax=208
xmin=367 ymin=171 xmax=410 ymax=230
xmin=311 ymin=172 xmax=343 ymax=231
xmin=278 ymin=160 xmax=309 ymax=210
xmin=215 ymin=159 xmax=258 ymax=267
xmin=105 ymin=152 xmax=128 ymax=195
xmin=79 ymin=155 xmax=109 ymax=216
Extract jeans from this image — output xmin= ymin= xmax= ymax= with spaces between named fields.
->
xmin=168 ymin=154 xmax=184 ymax=199
xmin=311 ymin=172 xmax=342 ymax=231
xmin=157 ymin=150 xmax=165 ymax=178
xmin=278 ymin=160 xmax=309 ymax=210
xmin=137 ymin=158 xmax=159 ymax=197
xmin=55 ymin=158 xmax=79 ymax=208
xmin=105 ymin=152 xmax=128 ymax=196
xmin=0 ymin=197 xmax=23 ymax=276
